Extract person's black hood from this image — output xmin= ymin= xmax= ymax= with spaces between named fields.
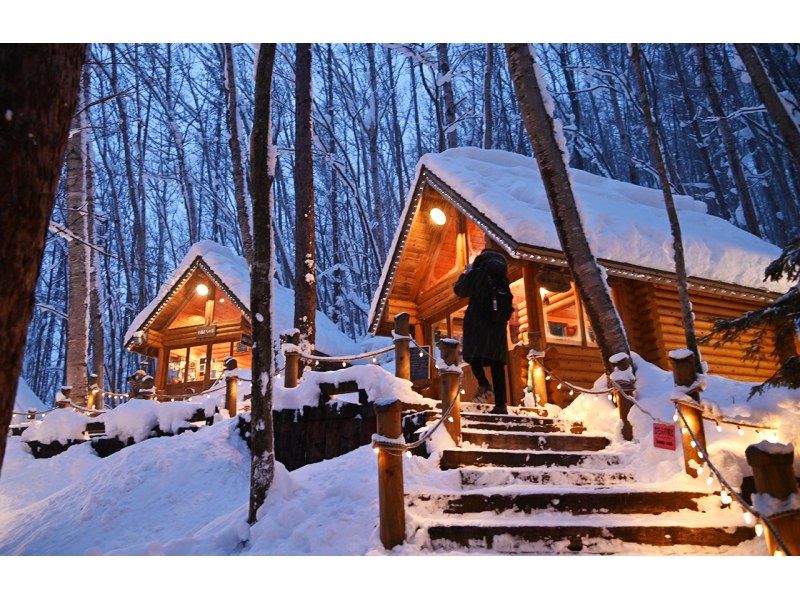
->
xmin=475 ymin=248 xmax=508 ymax=280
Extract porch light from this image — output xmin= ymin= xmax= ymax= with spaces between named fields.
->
xmin=196 ymin=283 xmax=209 ymax=296
xmin=429 ymin=207 xmax=447 ymax=226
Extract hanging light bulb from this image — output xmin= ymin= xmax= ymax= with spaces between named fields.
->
xmin=557 ymin=383 xmax=563 ymax=390
xmin=715 ymin=422 xmax=722 ymax=432
xmin=372 ymin=357 xmax=377 ymax=364
xmin=697 ymin=450 xmax=704 ymax=459
xmin=373 ymin=447 xmax=380 ymax=454
xmin=460 ymin=389 xmax=465 ymax=395
xmin=569 ymin=390 xmax=574 ymax=397
xmin=405 ymin=451 xmax=412 ymax=459
xmin=673 ymin=413 xmax=679 ymax=422
xmin=743 ymin=512 xmax=754 ymax=525
xmin=774 ymin=549 xmax=785 ymax=557
xmin=706 ymin=474 xmax=714 ymax=486
xmin=690 ymin=440 xmax=696 ymax=448
xmin=755 ymin=523 xmax=763 ymax=537
xmin=448 ymin=416 xmax=454 ymax=423
xmin=342 ymin=361 xmax=347 ymax=367
xmin=696 ymin=466 xmax=704 ymax=475
xmin=419 ymin=351 xmax=424 ymax=358
xmin=545 ymin=375 xmax=551 ymax=381
xmin=720 ymin=490 xmax=731 ymax=505
xmin=738 ymin=426 xmax=744 ymax=436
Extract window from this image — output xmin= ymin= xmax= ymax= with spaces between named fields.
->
xmin=167 ymin=348 xmax=187 ymax=384
xmin=541 ymin=283 xmax=597 ymax=347
xmin=186 ymin=345 xmax=208 ymax=382
xmin=209 ymin=342 xmax=232 ymax=380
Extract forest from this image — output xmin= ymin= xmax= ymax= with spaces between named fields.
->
xmin=18 ymin=43 xmax=800 ymax=407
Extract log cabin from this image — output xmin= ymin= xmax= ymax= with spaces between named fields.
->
xmin=367 ymin=148 xmax=791 ymax=406
xmin=123 ymin=240 xmax=358 ymax=398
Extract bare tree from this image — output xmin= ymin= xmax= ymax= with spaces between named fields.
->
xmin=631 ymin=44 xmax=701 ymax=372
xmin=293 ymin=43 xmax=317 ymax=349
xmin=223 ymin=43 xmax=254 ymax=266
xmin=248 ymin=43 xmax=278 ymax=524
xmin=483 ymin=44 xmax=494 ymax=149
xmin=0 ymin=44 xmax=85 ymax=472
xmin=505 ymin=43 xmax=631 ymax=368
xmin=438 ymin=43 xmax=458 ymax=149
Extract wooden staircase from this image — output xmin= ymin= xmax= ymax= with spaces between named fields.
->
xmin=405 ymin=408 xmax=757 ymax=554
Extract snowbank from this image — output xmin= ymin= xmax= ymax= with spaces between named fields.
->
xmin=123 ymin=240 xmax=359 ymax=357
xmin=415 ymin=148 xmax=785 ymax=293
xmin=20 ymin=409 xmax=87 ymax=445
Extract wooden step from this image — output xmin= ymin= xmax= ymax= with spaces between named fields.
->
xmin=440 ymin=449 xmax=621 ymax=470
xmin=459 ymin=467 xmax=635 ymax=487
xmin=409 ymin=490 xmax=710 ymax=515
xmin=462 ymin=420 xmax=583 ymax=434
xmin=461 ymin=430 xmax=610 ymax=452
xmin=426 ymin=524 xmax=755 ymax=552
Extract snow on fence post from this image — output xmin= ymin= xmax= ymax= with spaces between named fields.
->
xmin=373 ymin=397 xmax=405 ymax=549
xmin=282 ymin=330 xmax=301 ymax=389
xmin=609 ymin=353 xmax=635 ymax=441
xmin=393 ymin=312 xmax=411 ymax=380
xmin=437 ymin=337 xmax=461 ymax=445
xmin=670 ymin=349 xmax=707 ymax=477
xmin=745 ymin=442 xmax=800 ymax=556
xmin=224 ymin=357 xmax=239 ymax=417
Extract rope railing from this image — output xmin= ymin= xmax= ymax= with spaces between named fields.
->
xmin=293 ymin=344 xmax=394 ymax=365
xmin=675 ymin=407 xmax=793 ymax=556
xmin=528 ymin=354 xmax=617 ymax=399
xmin=372 ymin=375 xmax=463 ymax=457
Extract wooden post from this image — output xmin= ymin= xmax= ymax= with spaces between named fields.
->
xmin=282 ymin=330 xmax=301 ymax=389
xmin=56 ymin=387 xmax=71 ymax=409
xmin=437 ymin=337 xmax=461 ymax=445
xmin=746 ymin=442 xmax=800 ymax=556
xmin=225 ymin=374 xmax=238 ymax=416
xmin=610 ymin=353 xmax=635 ymax=442
xmin=394 ymin=312 xmax=411 ymax=380
xmin=670 ymin=350 xmax=707 ymax=477
xmin=374 ymin=398 xmax=405 ymax=550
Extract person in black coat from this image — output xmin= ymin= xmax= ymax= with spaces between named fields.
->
xmin=454 ymin=248 xmax=513 ymax=414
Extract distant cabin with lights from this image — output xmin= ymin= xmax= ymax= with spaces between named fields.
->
xmin=368 ymin=148 xmax=791 ymax=406
xmin=124 ymin=241 xmax=359 ymax=398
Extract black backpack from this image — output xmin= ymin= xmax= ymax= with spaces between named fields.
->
xmin=483 ymin=275 xmax=513 ymax=323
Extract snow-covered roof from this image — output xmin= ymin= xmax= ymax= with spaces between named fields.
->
xmin=124 ymin=240 xmax=359 ymax=357
xmin=423 ymin=148 xmax=784 ymax=291
xmin=14 ymin=378 xmax=45 ymax=413
xmin=369 ymin=147 xmax=786 ymax=331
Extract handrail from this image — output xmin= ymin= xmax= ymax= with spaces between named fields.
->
xmin=293 ymin=344 xmax=394 ymax=364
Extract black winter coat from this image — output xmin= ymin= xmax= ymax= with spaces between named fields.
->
xmin=453 ymin=249 xmax=511 ymax=364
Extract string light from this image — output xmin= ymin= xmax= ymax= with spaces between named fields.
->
xmin=738 ymin=426 xmax=744 ymax=436
xmin=743 ymin=512 xmax=754 ymax=525
xmin=690 ymin=440 xmax=696 ymax=448
xmin=755 ymin=523 xmax=763 ymax=537
xmin=372 ymin=358 xmax=377 ymax=364
xmin=774 ymin=549 xmax=785 ymax=556
xmin=448 ymin=416 xmax=454 ymax=423
xmin=342 ymin=361 xmax=347 ymax=367
xmin=706 ymin=474 xmax=714 ymax=486
xmin=460 ymin=389 xmax=465 ymax=395
xmin=373 ymin=447 xmax=380 ymax=454
xmin=720 ymin=490 xmax=731 ymax=505
xmin=545 ymin=375 xmax=551 ymax=381
xmin=557 ymin=383 xmax=563 ymax=390
xmin=715 ymin=422 xmax=722 ymax=432
xmin=673 ymin=413 xmax=679 ymax=422
xmin=405 ymin=451 xmax=412 ymax=459
xmin=697 ymin=451 xmax=704 ymax=459
xmin=696 ymin=465 xmax=704 ymax=475
xmin=419 ymin=351 xmax=424 ymax=358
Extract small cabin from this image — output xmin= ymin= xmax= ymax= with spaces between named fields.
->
xmin=368 ymin=148 xmax=790 ymax=406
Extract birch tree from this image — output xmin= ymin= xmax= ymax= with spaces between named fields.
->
xmin=505 ymin=43 xmax=631 ymax=369
xmin=248 ymin=43 xmax=278 ymax=524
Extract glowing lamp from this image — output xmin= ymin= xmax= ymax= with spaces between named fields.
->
xmin=196 ymin=283 xmax=209 ymax=296
xmin=429 ymin=207 xmax=447 ymax=226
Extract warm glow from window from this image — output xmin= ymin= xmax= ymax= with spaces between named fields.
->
xmin=196 ymin=283 xmax=209 ymax=296
xmin=430 ymin=207 xmax=447 ymax=226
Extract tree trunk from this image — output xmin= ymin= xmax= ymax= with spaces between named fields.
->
xmin=409 ymin=59 xmax=424 ymax=158
xmin=65 ymin=82 xmax=90 ymax=404
xmin=293 ymin=43 xmax=316 ymax=349
xmin=505 ymin=43 xmax=631 ymax=369
xmin=0 ymin=44 xmax=85 ymax=472
xmin=438 ymin=43 xmax=458 ymax=149
xmin=248 ymin=43 xmax=277 ymax=524
xmin=366 ymin=44 xmax=385 ymax=255
xmin=83 ymin=65 xmax=105 ymax=392
xmin=223 ymin=43 xmax=254 ymax=267
xmin=734 ymin=43 xmax=800 ymax=169
xmin=483 ymin=43 xmax=494 ymax=149
xmin=631 ymin=44 xmax=701 ymax=373
xmin=696 ymin=44 xmax=760 ymax=235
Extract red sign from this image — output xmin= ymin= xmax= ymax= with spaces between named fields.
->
xmin=653 ymin=422 xmax=677 ymax=451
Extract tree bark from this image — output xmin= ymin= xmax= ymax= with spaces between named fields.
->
xmin=734 ymin=43 xmax=800 ymax=170
xmin=366 ymin=44 xmax=385 ymax=254
xmin=505 ymin=43 xmax=631 ymax=369
xmin=248 ymin=43 xmax=277 ymax=524
xmin=65 ymin=79 xmax=90 ymax=403
xmin=631 ymin=44 xmax=701 ymax=373
xmin=0 ymin=44 xmax=85 ymax=473
xmin=223 ymin=43 xmax=254 ymax=267
xmin=438 ymin=43 xmax=458 ymax=149
xmin=293 ymin=43 xmax=316 ymax=348
xmin=483 ymin=44 xmax=494 ymax=149
xmin=696 ymin=44 xmax=761 ymax=235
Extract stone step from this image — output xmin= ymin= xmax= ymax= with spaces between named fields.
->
xmin=409 ymin=489 xmax=711 ymax=515
xmin=461 ymin=430 xmax=610 ymax=452
xmin=425 ymin=524 xmax=756 ymax=553
xmin=459 ymin=466 xmax=635 ymax=487
xmin=440 ymin=449 xmax=622 ymax=470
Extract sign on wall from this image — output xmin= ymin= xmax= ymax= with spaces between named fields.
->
xmin=196 ymin=325 xmax=217 ymax=339
xmin=410 ymin=345 xmax=431 ymax=381
xmin=653 ymin=422 xmax=677 ymax=451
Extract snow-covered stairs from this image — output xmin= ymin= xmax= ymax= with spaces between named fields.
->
xmin=406 ymin=408 xmax=757 ymax=554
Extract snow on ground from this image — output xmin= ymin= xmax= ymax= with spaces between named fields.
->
xmin=1 ymin=355 xmax=796 ymax=556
